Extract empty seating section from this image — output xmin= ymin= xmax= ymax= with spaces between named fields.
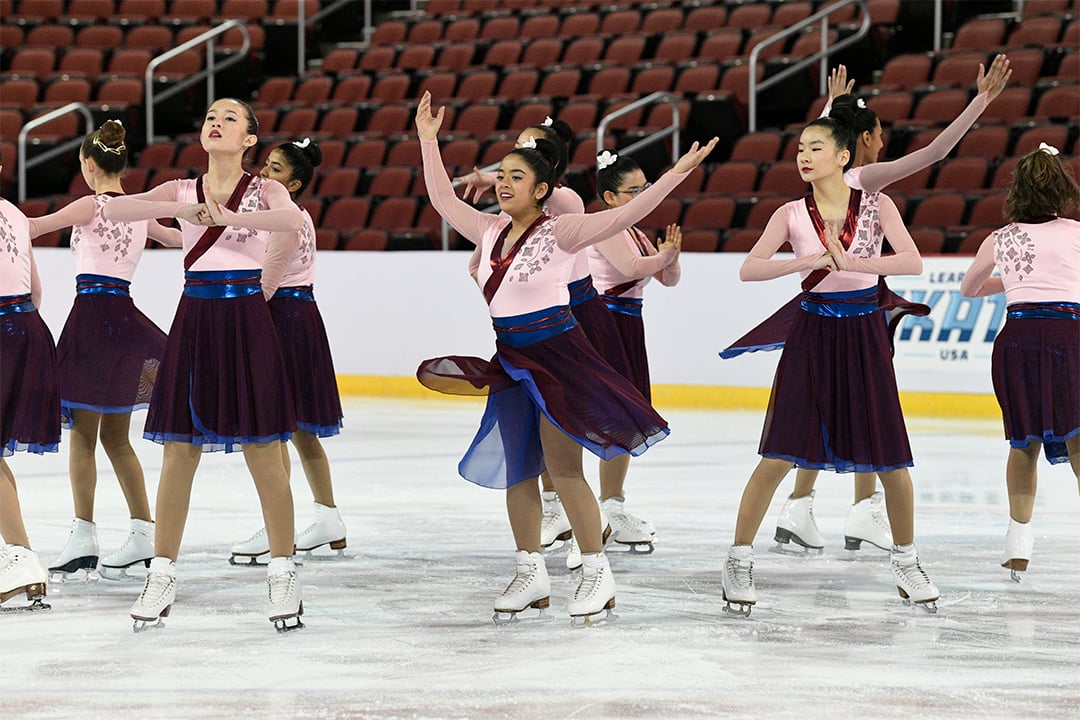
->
xmin=1 ymin=1 xmax=1076 ymax=250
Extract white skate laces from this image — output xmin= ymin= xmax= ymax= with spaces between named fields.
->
xmin=568 ymin=552 xmax=616 ymax=627
xmin=540 ymin=492 xmax=572 ymax=548
xmin=722 ymin=544 xmax=756 ymax=616
xmin=131 ymin=557 xmax=176 ymax=631
xmin=267 ymin=557 xmax=304 ymax=632
xmin=493 ymin=551 xmax=551 ymax=624
xmin=890 ymin=544 xmax=939 ymax=612
xmin=601 ymin=496 xmax=656 ymax=552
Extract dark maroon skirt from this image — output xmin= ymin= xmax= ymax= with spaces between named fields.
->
xmin=991 ymin=314 xmax=1080 ymax=464
xmin=1 ymin=302 xmax=60 ymax=455
xmin=268 ymin=290 xmax=343 ymax=438
xmin=603 ymin=300 xmax=651 ymax=402
xmin=144 ymin=291 xmax=296 ymax=453
xmin=760 ymin=289 xmax=914 ymax=473
xmin=57 ymin=292 xmax=166 ymax=427
xmin=572 ymin=293 xmax=633 ymax=380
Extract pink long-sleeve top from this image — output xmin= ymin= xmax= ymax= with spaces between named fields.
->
xmin=0 ymin=198 xmax=36 ymax=302
xmin=587 ymin=227 xmax=680 ymax=299
xmin=273 ymin=207 xmax=316 ymax=289
xmin=424 ymin=138 xmax=690 ymax=317
xmin=960 ymin=218 xmax=1080 ymax=304
xmin=741 ymin=191 xmax=922 ymax=291
xmin=103 ymin=176 xmax=302 ymax=271
xmin=61 ymin=195 xmax=150 ymax=280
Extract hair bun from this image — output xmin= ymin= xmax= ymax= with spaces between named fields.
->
xmin=293 ymin=137 xmax=323 ymax=167
xmin=97 ymin=119 xmax=126 ymax=147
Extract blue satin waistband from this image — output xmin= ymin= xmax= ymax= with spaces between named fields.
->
xmin=493 ymin=305 xmax=577 ymax=348
xmin=1007 ymin=302 xmax=1080 ymax=321
xmin=601 ymin=294 xmax=644 ymax=317
xmin=568 ymin=275 xmax=597 ymax=307
xmin=76 ymin=273 xmax=131 ymax=297
xmin=272 ymin=285 xmax=315 ymax=302
xmin=800 ymin=286 xmax=879 ymax=318
xmin=183 ymin=269 xmax=262 ymax=299
xmin=0 ymin=293 xmax=35 ymax=315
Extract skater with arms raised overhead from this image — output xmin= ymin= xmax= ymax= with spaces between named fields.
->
xmin=26 ymin=119 xmax=180 ymax=582
xmin=721 ymin=113 xmax=938 ymax=616
xmin=0 ymin=145 xmax=59 ymax=613
xmin=230 ymin=137 xmax=347 ymax=565
xmin=415 ymin=91 xmax=715 ymax=624
xmin=960 ymin=144 xmax=1080 ymax=582
xmin=103 ymin=99 xmax=306 ymax=632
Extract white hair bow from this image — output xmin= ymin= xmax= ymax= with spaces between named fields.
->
xmin=856 ymin=98 xmax=867 ymax=109
xmin=542 ymin=116 xmax=554 ymax=126
xmin=1038 ymin=142 xmax=1060 ymax=156
xmin=293 ymin=137 xmax=311 ymax=148
xmin=520 ymin=137 xmax=537 ymax=149
xmin=597 ymin=150 xmax=618 ymax=170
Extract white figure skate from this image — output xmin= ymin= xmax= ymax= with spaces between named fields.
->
xmin=49 ymin=518 xmax=100 ymax=582
xmin=844 ymin=492 xmax=892 ymax=552
xmin=569 ymin=551 xmax=616 ymax=627
xmin=493 ymin=550 xmax=551 ymax=625
xmin=722 ymin=544 xmax=756 ymax=617
xmin=565 ymin=510 xmax=612 ymax=571
xmin=267 ymin=557 xmax=304 ymax=632
xmin=540 ymin=492 xmax=572 ymax=549
xmin=0 ymin=546 xmax=50 ymax=613
xmin=100 ymin=519 xmax=155 ymax=580
xmin=600 ymin=496 xmax=655 ymax=555
xmin=295 ymin=503 xmax=347 ymax=560
xmin=772 ymin=491 xmax=825 ymax=555
xmin=891 ymin=544 xmax=939 ymax=613
xmin=1001 ymin=519 xmax=1034 ymax=583
xmin=130 ymin=557 xmax=176 ymax=631
xmin=229 ymin=527 xmax=271 ymax=566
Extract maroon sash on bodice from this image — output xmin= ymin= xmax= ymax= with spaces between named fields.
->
xmin=801 ymin=188 xmax=862 ymax=291
xmin=482 ymin=213 xmax=549 ymax=306
xmin=183 ymin=173 xmax=255 ymax=270
xmin=605 ymin=226 xmax=653 ymax=297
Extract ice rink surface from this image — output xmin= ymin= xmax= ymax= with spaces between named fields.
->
xmin=3 ymin=398 xmax=1078 ymax=720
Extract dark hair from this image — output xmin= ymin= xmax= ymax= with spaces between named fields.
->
xmin=526 ymin=119 xmax=573 ymax=181
xmin=81 ymin=119 xmax=128 ymax=176
xmin=805 ymin=116 xmax=856 ymax=171
xmin=1004 ymin=148 xmax=1080 ymax=222
xmin=596 ymin=153 xmax=643 ymax=206
xmin=507 ymin=137 xmax=560 ymax=204
xmin=271 ymin=138 xmax=323 ymax=197
xmin=829 ymin=94 xmax=879 ymax=139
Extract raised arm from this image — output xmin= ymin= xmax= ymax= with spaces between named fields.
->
xmin=960 ymin=230 xmax=1004 ymax=297
xmin=656 ymin=224 xmax=681 ymax=287
xmin=102 ymin=182 xmax=187 ymax=223
xmin=740 ymin=206 xmax=830 ymax=281
xmin=842 ymin=195 xmax=923 ymax=276
xmin=26 ymin=195 xmax=95 ymax=238
xmin=261 ymin=229 xmax=300 ymax=299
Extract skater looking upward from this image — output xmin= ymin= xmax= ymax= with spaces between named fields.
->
xmin=415 ymin=91 xmax=716 ymax=624
xmin=103 ymin=98 xmax=306 ymax=632
xmin=772 ymin=55 xmax=1013 ymax=555
xmin=720 ymin=113 xmax=939 ymax=616
xmin=960 ymin=144 xmax=1080 ymax=582
xmin=0 ymin=145 xmax=58 ymax=611
xmin=230 ymin=137 xmax=348 ymax=566
xmin=26 ymin=119 xmax=180 ymax=583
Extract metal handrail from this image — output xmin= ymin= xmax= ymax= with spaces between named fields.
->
xmin=747 ymin=0 xmax=870 ymax=132
xmin=290 ymin=0 xmax=357 ymax=76
xmin=144 ymin=20 xmax=250 ymax=144
xmin=597 ymin=91 xmax=681 ymax=165
xmin=17 ymin=102 xmax=94 ymax=204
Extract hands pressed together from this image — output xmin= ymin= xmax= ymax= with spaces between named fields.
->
xmin=813 ymin=220 xmax=848 ymax=272
xmin=176 ymin=195 xmax=228 ymax=227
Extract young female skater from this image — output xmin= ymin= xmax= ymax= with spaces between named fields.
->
xmin=960 ymin=144 xmax=1080 ymax=582
xmin=721 ymin=113 xmax=938 ymax=616
xmin=0 ymin=150 xmax=58 ymax=611
xmin=229 ymin=137 xmax=347 ymax=564
xmin=415 ymin=92 xmax=716 ymax=624
xmin=26 ymin=120 xmax=180 ymax=582
xmin=103 ymin=98 xmax=306 ymax=632
xmin=766 ymin=55 xmax=1012 ymax=555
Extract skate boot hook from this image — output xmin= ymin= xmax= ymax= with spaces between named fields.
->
xmin=0 ymin=547 xmax=51 ymax=613
xmin=721 ymin=545 xmax=757 ymax=617
xmin=493 ymin=551 xmax=552 ymax=625
xmin=568 ymin=552 xmax=617 ymax=627
xmin=772 ymin=492 xmax=825 ymax=556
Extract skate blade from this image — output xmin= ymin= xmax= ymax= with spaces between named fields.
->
xmin=768 ymin=543 xmax=823 ymax=557
xmin=493 ymin=604 xmax=553 ymax=626
xmin=897 ymin=588 xmax=940 ymax=613
xmin=570 ymin=607 xmax=617 ymax=628
xmin=0 ymin=597 xmax=52 ymax=613
xmin=1008 ymin=569 xmax=1024 ymax=583
xmin=49 ymin=567 xmax=100 ymax=584
xmin=609 ymin=540 xmax=655 ymax=555
xmin=228 ymin=554 xmax=269 ymax=567
xmin=99 ymin=559 xmax=152 ymax=582
xmin=297 ymin=548 xmax=350 ymax=562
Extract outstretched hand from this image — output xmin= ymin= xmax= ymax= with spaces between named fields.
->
xmin=672 ymin=137 xmax=720 ymax=174
xmin=415 ymin=91 xmax=445 ymax=141
xmin=658 ymin=223 xmax=682 ymax=256
xmin=977 ymin=54 xmax=1011 ymax=104
xmin=828 ymin=65 xmax=855 ymax=99
xmin=453 ymin=166 xmax=494 ymax=203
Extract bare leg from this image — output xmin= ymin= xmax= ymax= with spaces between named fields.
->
xmin=242 ymin=442 xmax=294 ymax=558
xmin=733 ymin=458 xmax=793 ymax=545
xmin=598 ymin=454 xmax=631 ymax=501
xmin=791 ymin=468 xmax=817 ymax=498
xmin=153 ymin=442 xmax=202 ymax=561
xmin=877 ymin=468 xmax=915 ymax=546
xmin=540 ymin=472 xmax=555 ymax=493
xmin=67 ymin=408 xmax=101 ymax=522
xmin=1005 ymin=444 xmax=1041 ymax=524
xmin=1067 ymin=435 xmax=1080 ymax=491
xmin=99 ymin=413 xmax=152 ymax=522
xmin=279 ymin=442 xmax=292 ymax=482
xmin=0 ymin=459 xmax=30 ymax=547
xmin=506 ymin=478 xmax=542 ymax=553
xmin=853 ymin=473 xmax=878 ymax=503
xmin=291 ymin=430 xmax=335 ymax=507
xmin=539 ymin=416 xmax=601 ymax=552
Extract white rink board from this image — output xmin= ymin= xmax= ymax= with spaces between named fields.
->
xmin=33 ymin=249 xmax=999 ymax=395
